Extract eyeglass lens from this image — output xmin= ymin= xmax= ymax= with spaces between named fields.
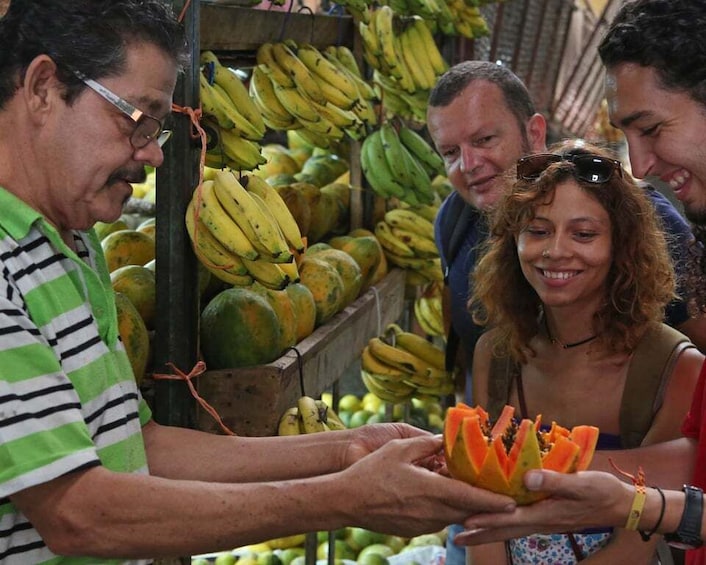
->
xmin=132 ymin=116 xmax=171 ymax=149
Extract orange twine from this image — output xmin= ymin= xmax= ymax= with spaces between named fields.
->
xmin=608 ymin=458 xmax=647 ymax=489
xmin=153 ymin=361 xmax=236 ymax=436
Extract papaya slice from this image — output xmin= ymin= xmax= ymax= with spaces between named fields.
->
xmin=443 ymin=404 xmax=599 ymax=504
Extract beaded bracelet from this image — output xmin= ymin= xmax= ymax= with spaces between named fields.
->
xmin=639 ymin=486 xmax=667 ymax=541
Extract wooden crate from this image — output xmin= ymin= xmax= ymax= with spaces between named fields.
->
xmin=195 ymin=268 xmax=406 ymax=436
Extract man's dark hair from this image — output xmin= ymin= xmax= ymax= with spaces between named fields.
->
xmin=598 ymin=0 xmax=706 ymax=108
xmin=0 ymin=0 xmax=189 ymax=108
xmin=428 ymin=60 xmax=537 ymax=134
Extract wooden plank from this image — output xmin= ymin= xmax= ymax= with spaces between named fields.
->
xmin=200 ymin=4 xmax=355 ymax=52
xmin=194 ymin=268 xmax=406 ymax=436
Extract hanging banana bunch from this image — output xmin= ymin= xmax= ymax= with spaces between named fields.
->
xmin=361 ymin=323 xmax=453 ymax=403
xmin=277 ymin=396 xmax=348 ymax=435
xmin=199 ymin=51 xmax=267 ymax=171
xmin=249 ymin=41 xmax=378 ymax=148
xmin=361 ymin=121 xmax=445 ymax=206
xmin=185 ymin=170 xmax=304 ymax=289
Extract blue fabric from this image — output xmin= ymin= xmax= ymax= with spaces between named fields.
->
xmin=434 ymin=186 xmax=695 ymax=405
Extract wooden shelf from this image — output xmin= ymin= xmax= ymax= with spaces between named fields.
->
xmin=194 ymin=268 xmax=406 ymax=436
xmin=200 ymin=4 xmax=355 ymax=53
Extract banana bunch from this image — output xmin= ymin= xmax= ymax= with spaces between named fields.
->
xmin=414 ymin=281 xmax=445 ymax=337
xmin=199 ymin=51 xmax=267 ymax=171
xmin=361 ymin=323 xmax=453 ymax=402
xmin=250 ymin=41 xmax=378 ymax=149
xmin=359 ymin=10 xmax=448 ymax=98
xmin=445 ymin=0 xmax=491 ymax=39
xmin=185 ymin=170 xmax=305 ymax=289
xmin=374 ymin=208 xmax=443 ymax=284
xmin=277 ymin=395 xmax=347 ymax=435
xmin=374 ymin=70 xmax=429 ymax=125
xmin=361 ymin=122 xmax=445 ymax=206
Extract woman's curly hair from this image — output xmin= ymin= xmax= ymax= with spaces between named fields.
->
xmin=470 ymin=141 xmax=676 ymax=363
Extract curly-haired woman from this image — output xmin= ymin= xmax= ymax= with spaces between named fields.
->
xmin=467 ymin=141 xmax=705 ymax=564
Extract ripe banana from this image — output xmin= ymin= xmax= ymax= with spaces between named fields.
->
xmin=240 ymin=256 xmax=289 ymax=290
xmin=361 ymin=344 xmax=410 ymax=380
xmin=386 ymin=323 xmax=445 ymax=370
xmin=273 ymin=85 xmax=322 ymax=124
xmin=390 ymin=227 xmax=439 ymax=258
xmin=271 ymin=42 xmax=328 ymax=106
xmin=219 ymin=126 xmax=267 ymax=171
xmin=249 ymin=65 xmax=297 ymax=127
xmin=296 ymin=44 xmax=360 ymax=103
xmin=361 ymin=369 xmax=415 ymax=404
xmin=398 ymin=27 xmax=433 ymax=91
xmin=375 ymin=6 xmax=403 ymax=80
xmin=201 ymin=51 xmax=265 ymax=141
xmin=185 ymin=197 xmax=250 ymax=277
xmin=297 ymin=395 xmax=326 ymax=433
xmin=410 ymin=16 xmax=448 ymax=76
xmin=367 ymin=336 xmax=431 ymax=376
xmin=314 ymin=399 xmax=347 ymax=431
xmin=414 ymin=296 xmax=444 ymax=337
xmin=199 ymin=73 xmax=236 ymax=131
xmin=384 ymin=208 xmax=435 ymax=240
xmin=374 ymin=220 xmax=415 ymax=258
xmin=212 ymin=170 xmax=291 ymax=262
xmin=242 ymin=174 xmax=305 ymax=253
xmin=192 ymin=179 xmax=260 ymax=261
xmin=256 ymin=43 xmax=295 ymax=88
xmin=278 ymin=406 xmax=301 ymax=436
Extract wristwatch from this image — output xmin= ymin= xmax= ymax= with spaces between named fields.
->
xmin=665 ymin=485 xmax=704 ymax=550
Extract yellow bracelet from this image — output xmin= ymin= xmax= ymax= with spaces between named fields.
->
xmin=625 ymin=485 xmax=647 ymax=530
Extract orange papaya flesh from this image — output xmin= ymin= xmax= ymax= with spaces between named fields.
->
xmin=444 ymin=404 xmax=600 ymax=504
xmin=570 ymin=425 xmax=600 ymax=471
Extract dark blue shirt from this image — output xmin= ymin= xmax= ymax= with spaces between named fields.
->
xmin=434 ymin=186 xmax=694 ymax=404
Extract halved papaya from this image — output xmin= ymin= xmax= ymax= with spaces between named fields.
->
xmin=445 ymin=404 xmax=599 ymax=504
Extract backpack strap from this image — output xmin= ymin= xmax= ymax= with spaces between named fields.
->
xmin=619 ymin=324 xmax=695 ymax=448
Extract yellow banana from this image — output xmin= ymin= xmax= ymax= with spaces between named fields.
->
xmin=384 ymin=209 xmax=435 ymax=240
xmin=185 ymin=198 xmax=250 ymax=277
xmin=271 ymin=42 xmax=328 ymax=106
xmin=256 ymin=43 xmax=295 ymax=88
xmin=297 ymin=113 xmax=344 ymax=140
xmin=317 ymin=79 xmax=358 ymax=111
xmin=414 ymin=297 xmax=444 ymax=337
xmin=410 ymin=17 xmax=447 ymax=76
xmin=325 ymin=51 xmax=377 ymax=102
xmin=367 ymin=336 xmax=431 ymax=376
xmin=333 ymin=45 xmax=363 ymax=78
xmin=398 ymin=28 xmax=432 ymax=91
xmin=358 ymin=20 xmax=383 ymax=68
xmin=242 ymin=174 xmax=305 ymax=253
xmin=386 ymin=323 xmax=445 ymax=370
xmin=277 ymin=407 xmax=301 ymax=436
xmin=390 ymin=227 xmax=439 ymax=258
xmin=206 ymin=78 xmax=264 ymax=142
xmin=405 ymin=203 xmax=440 ymax=223
xmin=249 ymin=65 xmax=297 ymax=125
xmin=391 ymin=35 xmax=417 ymax=94
xmin=361 ymin=370 xmax=415 ymax=404
xmin=246 ymin=190 xmax=294 ymax=263
xmin=219 ymin=127 xmax=267 ymax=171
xmin=296 ymin=44 xmax=360 ymax=103
xmin=240 ymin=256 xmax=289 ymax=290
xmin=212 ymin=170 xmax=291 ymax=261
xmin=193 ymin=179 xmax=260 ymax=261
xmin=311 ymin=100 xmax=359 ymax=129
xmin=199 ymin=73 xmax=236 ymax=130
xmin=374 ymin=221 xmax=415 ymax=258
xmin=201 ymin=52 xmax=265 ymax=137
xmin=297 ymin=395 xmax=326 ymax=433
xmin=375 ymin=6 xmax=403 ymax=79
xmin=273 ymin=85 xmax=321 ymax=123
xmin=361 ymin=344 xmax=410 ymax=380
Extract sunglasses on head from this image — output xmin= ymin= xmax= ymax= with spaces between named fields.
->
xmin=517 ymin=153 xmax=623 ymax=184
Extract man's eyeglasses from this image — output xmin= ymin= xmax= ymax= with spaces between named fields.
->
xmin=74 ymin=71 xmax=172 ymax=149
xmin=517 ymin=153 xmax=623 ymax=184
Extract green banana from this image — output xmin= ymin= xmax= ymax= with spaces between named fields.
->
xmin=361 ymin=130 xmax=406 ymax=199
xmin=379 ymin=122 xmax=414 ymax=189
xmin=398 ymin=125 xmax=446 ymax=177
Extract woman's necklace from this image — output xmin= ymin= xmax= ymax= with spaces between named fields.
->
xmin=544 ymin=317 xmax=599 ymax=349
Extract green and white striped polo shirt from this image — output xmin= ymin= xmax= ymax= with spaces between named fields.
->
xmin=0 ymin=187 xmax=152 ymax=564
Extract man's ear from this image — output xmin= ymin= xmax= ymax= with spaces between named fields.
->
xmin=21 ymin=55 xmax=63 ymax=123
xmin=526 ymin=112 xmax=547 ymax=153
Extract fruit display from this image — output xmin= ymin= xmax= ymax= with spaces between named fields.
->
xmin=361 ymin=122 xmax=445 ymax=205
xmin=277 ymin=395 xmax=347 ymax=435
xmin=444 ymin=404 xmax=599 ymax=504
xmin=374 ymin=208 xmax=443 ymax=284
xmin=361 ymin=323 xmax=453 ymax=403
xmin=251 ymin=41 xmax=378 ymax=147
xmin=414 ymin=281 xmax=445 ymax=337
xmin=200 ymin=51 xmax=267 ymax=171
